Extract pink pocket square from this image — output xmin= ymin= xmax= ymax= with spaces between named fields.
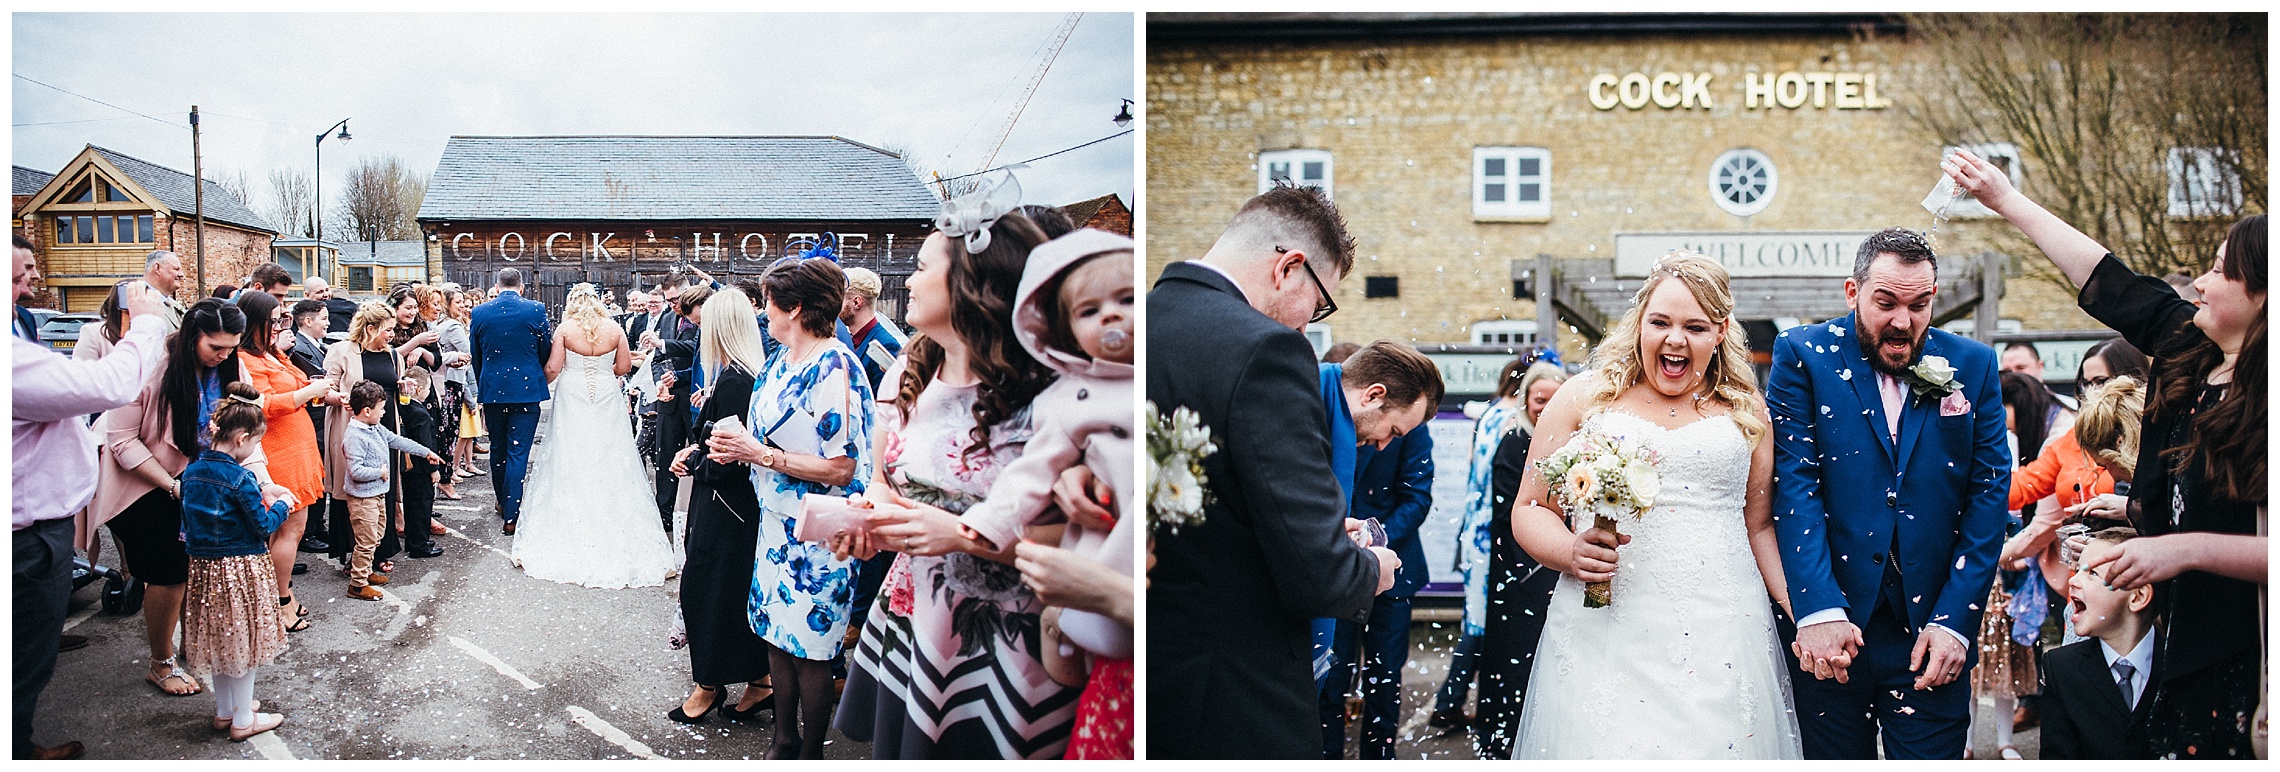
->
xmin=1939 ymin=391 xmax=1971 ymax=417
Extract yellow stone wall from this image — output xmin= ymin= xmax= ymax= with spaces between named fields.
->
xmin=1146 ymin=29 xmax=2103 ymax=358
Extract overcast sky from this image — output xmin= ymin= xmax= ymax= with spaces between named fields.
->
xmin=12 ymin=12 xmax=1134 ymax=228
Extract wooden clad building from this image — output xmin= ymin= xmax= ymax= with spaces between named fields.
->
xmin=416 ymin=135 xmax=940 ymax=317
xmin=13 ymin=145 xmax=280 ymax=311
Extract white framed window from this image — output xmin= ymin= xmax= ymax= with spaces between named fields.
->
xmin=1708 ymin=148 xmax=1778 ymax=217
xmin=1303 ymin=322 xmax=1333 ymax=358
xmin=1474 ymin=147 xmax=1551 ymax=219
xmin=1258 ymin=149 xmax=1333 ymax=198
xmin=2167 ymin=147 xmax=2242 ymax=218
xmin=1470 ymin=319 xmax=1539 ymax=347
xmin=1942 ymin=143 xmax=2022 ymax=218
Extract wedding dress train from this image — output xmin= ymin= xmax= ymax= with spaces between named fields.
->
xmin=511 ymin=350 xmax=675 ymax=589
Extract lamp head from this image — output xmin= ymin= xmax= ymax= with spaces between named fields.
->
xmin=1113 ymin=99 xmax=1133 ymax=128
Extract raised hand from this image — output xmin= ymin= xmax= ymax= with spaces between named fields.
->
xmin=1940 ymin=148 xmax=2018 ymax=212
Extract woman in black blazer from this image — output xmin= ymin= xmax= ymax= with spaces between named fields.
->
xmin=664 ymin=288 xmax=771 ymax=725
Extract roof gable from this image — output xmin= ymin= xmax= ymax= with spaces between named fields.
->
xmin=416 ymin=136 xmax=941 ymax=222
xmin=60 ymin=146 xmax=279 ymax=234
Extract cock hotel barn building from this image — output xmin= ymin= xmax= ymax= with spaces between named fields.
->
xmin=1146 ymin=12 xmax=2270 ymax=596
xmin=1142 ymin=13 xmax=2242 ymax=401
xmin=416 ymin=135 xmax=940 ymax=316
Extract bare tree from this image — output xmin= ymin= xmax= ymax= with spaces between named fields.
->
xmin=261 ymin=168 xmax=316 ymax=238
xmin=327 ymin=154 xmax=429 ymax=242
xmin=1901 ymin=13 xmax=2267 ymax=285
xmin=214 ymin=169 xmax=254 ymax=208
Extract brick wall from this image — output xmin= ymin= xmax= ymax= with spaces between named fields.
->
xmin=1147 ymin=30 xmax=2103 ymax=359
xmin=160 ymin=216 xmax=275 ymax=300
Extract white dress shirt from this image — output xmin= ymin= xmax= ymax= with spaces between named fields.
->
xmin=2100 ymin=628 xmax=2157 ymax=709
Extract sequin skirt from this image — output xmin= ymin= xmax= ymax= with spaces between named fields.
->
xmin=182 ymin=554 xmax=288 ymax=678
xmin=1973 ymin=581 xmax=2039 ymax=698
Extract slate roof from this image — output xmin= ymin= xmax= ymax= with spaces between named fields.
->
xmin=336 ymin=239 xmax=429 ymax=267
xmin=14 ymin=166 xmax=55 ymax=196
xmin=70 ymin=146 xmax=278 ymax=234
xmin=417 ymin=136 xmax=941 ymax=222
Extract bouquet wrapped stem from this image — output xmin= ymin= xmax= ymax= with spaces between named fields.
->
xmin=1584 ymin=513 xmax=1620 ymax=608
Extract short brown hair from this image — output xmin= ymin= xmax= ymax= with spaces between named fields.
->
xmin=2088 ymin=526 xmax=2140 ymax=547
xmin=349 ymin=380 xmax=388 ymax=413
xmin=762 ymin=259 xmax=844 ymax=338
xmin=1230 ymin=182 xmax=1356 ymax=278
xmin=251 ymin=262 xmax=292 ymax=291
xmin=1340 ymin=340 xmax=1445 ymax=410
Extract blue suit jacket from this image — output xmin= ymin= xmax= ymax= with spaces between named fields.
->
xmin=1353 ymin=422 xmax=1434 ymax=599
xmin=1769 ymin=313 xmax=2010 ymax=648
xmin=468 ymin=290 xmax=552 ymax=405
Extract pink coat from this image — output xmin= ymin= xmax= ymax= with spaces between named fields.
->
xmin=957 ymin=228 xmax=1134 ymax=659
xmin=87 ymin=360 xmax=194 ymax=550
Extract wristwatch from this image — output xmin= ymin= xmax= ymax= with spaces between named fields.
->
xmin=759 ymin=447 xmax=779 ymax=469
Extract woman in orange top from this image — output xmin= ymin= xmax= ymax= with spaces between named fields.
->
xmin=234 ymin=291 xmax=341 ymax=629
xmin=2001 ymin=430 xmax=2114 ymax=590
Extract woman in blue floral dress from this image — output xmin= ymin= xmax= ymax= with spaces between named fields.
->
xmin=706 ymin=258 xmax=874 ymax=759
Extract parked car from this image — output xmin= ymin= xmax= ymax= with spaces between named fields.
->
xmin=23 ymin=307 xmax=60 ymax=334
xmin=39 ymin=313 xmax=101 ymax=354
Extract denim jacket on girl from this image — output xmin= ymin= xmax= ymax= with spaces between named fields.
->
xmin=180 ymin=450 xmax=291 ymax=558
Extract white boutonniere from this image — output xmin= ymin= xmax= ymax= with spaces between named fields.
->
xmin=1147 ymin=401 xmax=1218 ymax=533
xmin=1906 ymin=355 xmax=1960 ymax=398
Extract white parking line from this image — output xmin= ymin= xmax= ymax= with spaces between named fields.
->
xmin=449 ymin=635 xmax=543 ymax=690
xmin=432 ymin=504 xmax=482 ymax=513
xmin=61 ymin=605 xmax=99 ymax=632
xmin=440 ymin=525 xmax=513 ymax=561
xmin=566 ymin=706 xmax=663 ymax=760
xmin=248 ymin=729 xmax=298 ymax=760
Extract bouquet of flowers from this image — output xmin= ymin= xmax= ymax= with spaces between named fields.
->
xmin=1146 ymin=401 xmax=1217 ymax=533
xmin=1537 ymin=426 xmax=1662 ymax=608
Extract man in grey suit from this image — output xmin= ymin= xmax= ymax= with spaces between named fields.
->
xmin=1147 ymin=184 xmax=1398 ymax=759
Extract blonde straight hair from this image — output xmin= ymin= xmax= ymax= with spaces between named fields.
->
xmin=699 ymin=287 xmax=768 ymax=387
xmin=1580 ymin=250 xmax=1765 ymax=446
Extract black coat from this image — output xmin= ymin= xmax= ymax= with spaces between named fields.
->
xmin=1145 ymin=261 xmax=1379 ymax=759
xmin=2039 ymin=637 xmax=2155 ymax=759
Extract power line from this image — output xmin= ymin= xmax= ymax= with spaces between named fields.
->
xmin=12 ymin=116 xmax=142 ymax=128
xmin=934 ymin=129 xmax=1132 ymax=184
xmin=11 ymin=74 xmax=187 ymax=129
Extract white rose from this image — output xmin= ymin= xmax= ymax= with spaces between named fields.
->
xmin=1915 ymin=355 xmax=1956 ymax=384
xmin=1163 ymin=462 xmax=1204 ymax=516
xmin=1623 ymin=456 xmax=1660 ymax=509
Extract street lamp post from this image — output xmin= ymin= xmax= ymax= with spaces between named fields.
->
xmin=314 ymin=118 xmax=351 ymax=245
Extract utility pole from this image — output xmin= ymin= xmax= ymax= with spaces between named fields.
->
xmin=191 ymin=105 xmax=206 ymax=293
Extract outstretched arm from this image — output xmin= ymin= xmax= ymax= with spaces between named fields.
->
xmin=1943 ymin=148 xmax=2109 ymax=288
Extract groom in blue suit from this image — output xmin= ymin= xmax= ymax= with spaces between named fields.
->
xmin=1768 ymin=228 xmax=2010 ymax=760
xmin=469 ymin=268 xmax=551 ymax=535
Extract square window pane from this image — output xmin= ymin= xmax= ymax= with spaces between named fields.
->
xmin=56 ymin=218 xmax=75 ymax=244
xmin=77 ymin=217 xmax=94 ymax=243
xmin=1518 ymin=183 xmax=1541 ymax=202
xmin=1484 ymin=157 xmax=1505 ymax=177
xmin=1269 ymin=161 xmax=1292 ymax=182
xmin=1518 ymin=157 xmax=1541 ymax=177
xmin=97 ymin=216 xmax=114 ymax=243
xmin=1484 ymin=183 xmax=1505 ymax=202
xmin=1302 ymin=161 xmax=1324 ymax=182
xmin=138 ymin=215 xmax=154 ymax=242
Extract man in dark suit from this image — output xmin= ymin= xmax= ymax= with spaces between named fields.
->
xmin=468 ymin=267 xmax=551 ymax=535
xmin=1147 ymin=184 xmax=1397 ymax=759
xmin=2040 ymin=528 xmax=2158 ymax=759
xmin=287 ymin=299 xmax=335 ymax=554
xmin=305 ymin=276 xmax=359 ymax=337
xmin=642 ymin=274 xmax=706 ymax=526
xmin=1314 ymin=341 xmax=1442 ymax=760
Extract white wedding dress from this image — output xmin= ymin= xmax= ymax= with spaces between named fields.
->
xmin=1513 ymin=411 xmax=1803 ymax=759
xmin=510 ymin=349 xmax=675 ymax=589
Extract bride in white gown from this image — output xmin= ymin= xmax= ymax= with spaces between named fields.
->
xmin=511 ymin=283 xmax=675 ymax=589
xmin=1508 ymin=252 xmax=1802 ymax=759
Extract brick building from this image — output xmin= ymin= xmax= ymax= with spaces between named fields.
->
xmin=14 ymin=146 xmax=279 ymax=311
xmin=1062 ymin=193 xmax=1133 ymax=236
xmin=416 ymin=135 xmax=939 ymax=317
xmin=1146 ymin=13 xmax=2246 ymax=393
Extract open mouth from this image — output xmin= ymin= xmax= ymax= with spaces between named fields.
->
xmin=2068 ymin=597 xmax=2088 ymax=625
xmin=1657 ymin=354 xmax=1689 ymax=380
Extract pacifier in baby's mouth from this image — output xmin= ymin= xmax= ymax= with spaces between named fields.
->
xmin=1098 ymin=328 xmax=1130 ymax=356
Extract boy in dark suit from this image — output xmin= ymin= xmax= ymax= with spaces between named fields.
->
xmin=397 ymin=367 xmax=445 ymax=559
xmin=2040 ymin=527 xmax=2157 ymax=759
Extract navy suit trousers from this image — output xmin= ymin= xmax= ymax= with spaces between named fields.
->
xmin=1318 ymin=594 xmax=1412 ymax=759
xmin=1785 ymin=591 xmax=1971 ymax=759
xmin=485 ymin=403 xmax=540 ymax=523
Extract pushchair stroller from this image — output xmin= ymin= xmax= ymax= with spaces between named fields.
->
xmin=71 ymin=556 xmax=140 ymax=616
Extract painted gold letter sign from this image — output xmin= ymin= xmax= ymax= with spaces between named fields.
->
xmin=1592 ymin=71 xmax=1890 ymax=111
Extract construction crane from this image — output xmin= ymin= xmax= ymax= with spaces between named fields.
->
xmin=936 ymin=13 xmax=1082 ymax=197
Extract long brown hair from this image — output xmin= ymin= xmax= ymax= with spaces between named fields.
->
xmin=161 ymin=298 xmax=245 ymax=456
xmin=2152 ymin=214 xmax=2265 ymax=503
xmin=894 ymin=214 xmax=1055 ymax=459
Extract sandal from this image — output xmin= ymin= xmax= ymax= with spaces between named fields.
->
xmin=146 ymin=658 xmax=203 ymax=696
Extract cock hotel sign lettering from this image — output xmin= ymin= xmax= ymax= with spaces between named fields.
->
xmin=432 ymin=222 xmax=923 ymax=264
xmin=1587 ymin=71 xmax=1894 ymax=111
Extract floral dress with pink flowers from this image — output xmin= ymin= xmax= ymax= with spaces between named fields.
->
xmin=834 ymin=366 xmax=1080 ymax=759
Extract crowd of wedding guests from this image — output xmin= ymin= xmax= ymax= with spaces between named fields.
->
xmin=15 ymin=172 xmax=1139 ymax=759
xmin=1156 ymin=174 xmax=2262 ymax=760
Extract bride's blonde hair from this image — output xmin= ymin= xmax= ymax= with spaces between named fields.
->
xmin=1579 ymin=250 xmax=1764 ymax=446
xmin=563 ymin=284 xmax=612 ymax=345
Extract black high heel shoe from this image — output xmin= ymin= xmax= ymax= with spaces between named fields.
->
xmin=721 ymin=683 xmax=774 ymax=722
xmin=668 ymin=685 xmax=723 ymax=724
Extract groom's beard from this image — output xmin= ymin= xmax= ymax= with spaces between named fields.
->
xmin=1857 ymin=324 xmax=1926 ymax=378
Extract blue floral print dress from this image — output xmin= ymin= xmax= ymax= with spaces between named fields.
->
xmin=1458 ymin=400 xmax=1521 ymax=636
xmin=747 ymin=343 xmax=875 ymax=660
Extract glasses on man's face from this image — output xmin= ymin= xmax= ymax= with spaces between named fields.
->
xmin=1275 ymin=245 xmax=1337 ymax=323
xmin=272 ymin=316 xmax=293 ymax=330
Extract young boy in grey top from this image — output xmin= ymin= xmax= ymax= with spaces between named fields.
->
xmin=342 ymin=381 xmax=442 ymax=600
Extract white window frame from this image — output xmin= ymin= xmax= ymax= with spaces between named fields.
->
xmin=1304 ymin=322 xmax=1333 ymax=358
xmin=1473 ymin=147 xmax=1551 ymax=219
xmin=1470 ymin=319 xmax=1540 ymax=347
xmin=1942 ymin=143 xmax=2023 ymax=219
xmin=1708 ymin=148 xmax=1778 ymax=217
xmin=2167 ymin=147 xmax=2242 ymax=218
xmin=1258 ymin=149 xmax=1333 ymax=198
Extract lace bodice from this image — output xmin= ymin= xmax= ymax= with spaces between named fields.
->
xmin=556 ymin=350 xmax=623 ymax=406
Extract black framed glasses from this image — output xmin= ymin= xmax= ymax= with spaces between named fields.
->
xmin=1277 ymin=245 xmax=1338 ymax=323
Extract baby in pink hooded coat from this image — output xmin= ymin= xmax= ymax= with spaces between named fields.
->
xmin=957 ymin=228 xmax=1134 ymax=686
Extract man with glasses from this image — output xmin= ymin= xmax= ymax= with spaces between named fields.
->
xmin=1147 ymin=183 xmax=1399 ymax=759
